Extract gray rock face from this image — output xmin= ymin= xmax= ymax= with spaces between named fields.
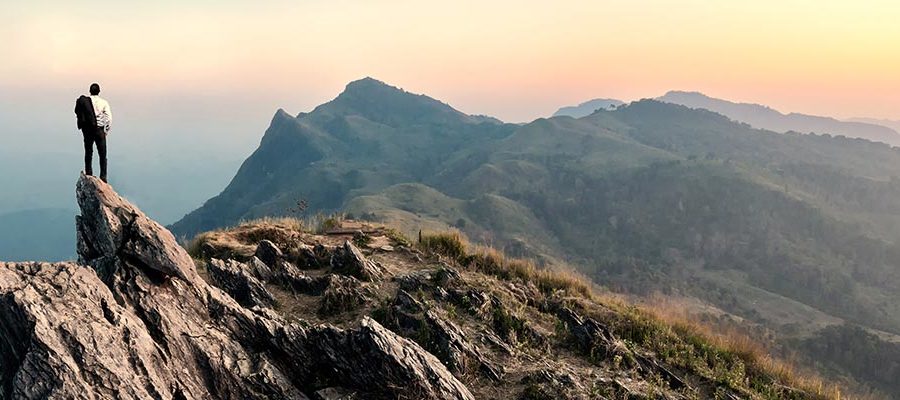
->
xmin=383 ymin=290 xmax=503 ymax=381
xmin=556 ymin=306 xmax=619 ymax=355
xmin=0 ymin=175 xmax=474 ymax=400
xmin=207 ymin=258 xmax=277 ymax=309
xmin=0 ymin=262 xmax=174 ymax=400
xmin=76 ymin=173 xmax=196 ymax=282
xmin=303 ymin=317 xmax=474 ymax=399
xmin=255 ymin=240 xmax=284 ymax=268
xmin=331 ymin=241 xmax=384 ymax=281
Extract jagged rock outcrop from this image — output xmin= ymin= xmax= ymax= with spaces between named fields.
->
xmin=381 ymin=290 xmax=503 ymax=381
xmin=207 ymin=258 xmax=277 ymax=309
xmin=555 ymin=306 xmax=688 ymax=391
xmin=0 ymin=175 xmax=474 ymax=400
xmin=556 ymin=306 xmax=623 ymax=358
xmin=331 ymin=241 xmax=384 ymax=281
xmin=0 ymin=262 xmax=176 ymax=400
xmin=294 ymin=244 xmax=323 ymax=269
xmin=254 ymin=240 xmax=284 ymax=268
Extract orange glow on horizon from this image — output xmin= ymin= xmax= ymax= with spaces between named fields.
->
xmin=1 ymin=0 xmax=898 ymax=122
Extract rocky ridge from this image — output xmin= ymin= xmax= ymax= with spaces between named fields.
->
xmin=0 ymin=175 xmax=830 ymax=399
xmin=0 ymin=175 xmax=471 ymax=400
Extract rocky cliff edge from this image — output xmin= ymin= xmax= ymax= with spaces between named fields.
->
xmin=0 ymin=175 xmax=472 ymax=400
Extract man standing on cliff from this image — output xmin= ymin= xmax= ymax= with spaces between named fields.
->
xmin=74 ymin=83 xmax=112 ymax=182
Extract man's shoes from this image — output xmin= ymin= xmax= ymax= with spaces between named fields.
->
xmin=100 ymin=175 xmax=108 ymax=183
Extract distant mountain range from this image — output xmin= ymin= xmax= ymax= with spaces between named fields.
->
xmin=552 ymin=98 xmax=625 ymax=117
xmin=554 ymin=92 xmax=900 ymax=147
xmin=172 ymin=78 xmax=900 ymax=396
xmin=656 ymin=91 xmax=900 ymax=146
xmin=848 ymin=117 xmax=900 ymax=135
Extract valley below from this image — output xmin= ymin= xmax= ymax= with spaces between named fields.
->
xmin=172 ymin=78 xmax=900 ymax=397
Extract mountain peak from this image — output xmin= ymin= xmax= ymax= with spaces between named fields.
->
xmin=319 ymin=77 xmax=473 ymax=125
xmin=271 ymin=108 xmax=295 ymax=125
xmin=662 ymin=90 xmax=710 ymax=99
xmin=552 ymin=98 xmax=625 ymax=118
xmin=337 ymin=77 xmax=411 ymax=101
xmin=344 ymin=76 xmax=393 ymax=90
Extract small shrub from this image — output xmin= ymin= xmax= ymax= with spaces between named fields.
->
xmin=318 ymin=281 xmax=368 ymax=316
xmin=492 ymin=306 xmax=531 ymax=345
xmin=301 ymin=212 xmax=347 ymax=234
xmin=445 ymin=304 xmax=459 ymax=321
xmin=415 ymin=322 xmax=434 ymax=347
xmin=320 ymin=217 xmax=341 ymax=233
xmin=352 ymin=231 xmax=372 ymax=247
xmin=384 ymin=227 xmax=412 ymax=247
xmin=369 ymin=297 xmax=394 ymax=325
xmin=185 ymin=233 xmax=211 ymax=258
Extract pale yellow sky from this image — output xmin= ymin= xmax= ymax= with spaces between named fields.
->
xmin=1 ymin=0 xmax=898 ymax=122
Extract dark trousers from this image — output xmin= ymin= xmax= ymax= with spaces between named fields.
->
xmin=82 ymin=127 xmax=107 ymax=180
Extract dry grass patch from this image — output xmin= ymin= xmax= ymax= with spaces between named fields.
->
xmin=186 ymin=217 xmax=306 ymax=259
xmin=636 ymin=302 xmax=850 ymax=400
xmin=418 ymin=231 xmax=592 ymax=299
xmin=418 ymin=229 xmax=847 ymax=400
xmin=418 ymin=230 xmax=468 ymax=262
xmin=586 ymin=298 xmax=847 ymax=400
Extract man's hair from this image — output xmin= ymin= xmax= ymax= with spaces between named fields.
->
xmin=89 ymin=83 xmax=100 ymax=95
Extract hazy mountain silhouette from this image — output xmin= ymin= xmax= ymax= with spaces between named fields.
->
xmin=172 ymin=78 xmax=900 ymax=395
xmin=657 ymin=90 xmax=900 ymax=146
xmin=0 ymin=134 xmax=247 ymax=263
xmin=0 ymin=208 xmax=75 ymax=261
xmin=552 ymin=98 xmax=625 ymax=118
xmin=170 ymin=77 xmax=513 ymax=237
xmin=849 ymin=117 xmax=900 ymax=135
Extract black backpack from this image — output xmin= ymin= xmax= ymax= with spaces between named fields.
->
xmin=75 ymin=95 xmax=97 ymax=130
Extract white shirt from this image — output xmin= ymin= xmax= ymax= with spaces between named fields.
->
xmin=90 ymin=95 xmax=112 ymax=132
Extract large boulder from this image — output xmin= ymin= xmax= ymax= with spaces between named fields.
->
xmin=0 ymin=175 xmax=474 ymax=400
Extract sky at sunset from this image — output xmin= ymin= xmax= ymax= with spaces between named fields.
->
xmin=2 ymin=0 xmax=899 ymax=124
xmin=0 ymin=0 xmax=898 ymax=237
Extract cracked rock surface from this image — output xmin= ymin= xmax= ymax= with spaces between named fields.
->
xmin=0 ymin=175 xmax=473 ymax=400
